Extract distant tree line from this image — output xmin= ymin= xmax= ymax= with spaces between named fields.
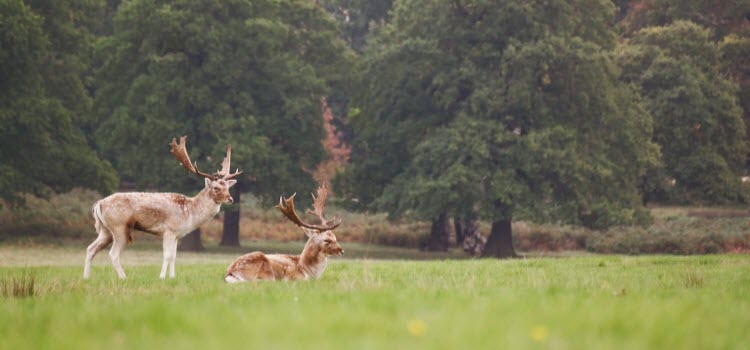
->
xmin=1 ymin=0 xmax=748 ymax=256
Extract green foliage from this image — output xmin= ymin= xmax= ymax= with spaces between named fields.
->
xmin=618 ymin=21 xmax=747 ymax=204
xmin=0 ymin=0 xmax=45 ymax=94
xmin=720 ymin=33 xmax=750 ymax=164
xmin=619 ymin=0 xmax=750 ymax=39
xmin=26 ymin=0 xmax=104 ymax=131
xmin=344 ymin=0 xmax=656 ymax=230
xmin=618 ymin=0 xmax=750 ymax=173
xmin=319 ymin=0 xmax=393 ymax=52
xmin=0 ymin=0 xmax=117 ymax=203
xmin=94 ymin=0 xmax=353 ymax=197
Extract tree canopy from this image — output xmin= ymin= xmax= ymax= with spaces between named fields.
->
xmin=2 ymin=0 xmax=749 ymax=256
xmin=0 ymin=0 xmax=117 ymax=203
xmin=340 ymin=0 xmax=659 ymax=256
xmin=94 ymin=0 xmax=352 ymax=198
xmin=618 ymin=21 xmax=746 ymax=203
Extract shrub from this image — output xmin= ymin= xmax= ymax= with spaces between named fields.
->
xmin=513 ymin=223 xmax=588 ymax=251
xmin=197 ymin=195 xmax=431 ymax=247
xmin=585 ymin=216 xmax=749 ymax=255
xmin=0 ymin=189 xmax=99 ymax=241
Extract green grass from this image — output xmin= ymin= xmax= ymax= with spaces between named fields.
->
xmin=0 ymin=247 xmax=748 ymax=350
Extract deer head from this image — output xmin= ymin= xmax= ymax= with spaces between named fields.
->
xmin=170 ymin=136 xmax=241 ymax=204
xmin=278 ymin=184 xmax=343 ymax=256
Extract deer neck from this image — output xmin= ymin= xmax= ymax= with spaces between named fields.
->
xmin=298 ymin=240 xmax=328 ymax=279
xmin=184 ymin=188 xmax=223 ymax=227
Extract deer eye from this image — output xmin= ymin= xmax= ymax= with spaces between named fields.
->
xmin=324 ymin=239 xmax=332 ymax=244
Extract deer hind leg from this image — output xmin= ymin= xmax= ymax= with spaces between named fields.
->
xmin=83 ymin=226 xmax=113 ymax=279
xmin=108 ymin=226 xmax=128 ymax=279
xmin=160 ymin=234 xmax=178 ymax=279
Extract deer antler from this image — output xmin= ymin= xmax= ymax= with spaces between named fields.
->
xmin=170 ymin=136 xmax=242 ymax=181
xmin=170 ymin=136 xmax=218 ymax=180
xmin=216 ymin=145 xmax=242 ymax=180
xmin=277 ymin=193 xmax=341 ymax=232
xmin=306 ymin=184 xmax=338 ymax=227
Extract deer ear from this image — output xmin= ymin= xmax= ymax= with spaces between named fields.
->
xmin=205 ymin=178 xmax=212 ymax=188
xmin=226 ymin=180 xmax=237 ymax=188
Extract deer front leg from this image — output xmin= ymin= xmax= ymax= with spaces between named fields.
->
xmin=169 ymin=236 xmax=178 ymax=278
xmin=160 ymin=234 xmax=178 ymax=279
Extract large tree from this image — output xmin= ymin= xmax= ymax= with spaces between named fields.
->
xmin=343 ymin=0 xmax=657 ymax=256
xmin=383 ymin=38 xmax=657 ymax=257
xmin=618 ymin=21 xmax=747 ymax=203
xmin=0 ymin=0 xmax=117 ymax=204
xmin=94 ymin=0 xmax=352 ymax=247
xmin=347 ymin=1 xmax=658 ymax=256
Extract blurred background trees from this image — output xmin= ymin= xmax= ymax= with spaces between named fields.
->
xmin=617 ymin=21 xmax=746 ymax=204
xmin=0 ymin=0 xmax=117 ymax=204
xmin=1 ymin=0 xmax=748 ymax=256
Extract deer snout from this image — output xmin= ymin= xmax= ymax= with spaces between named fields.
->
xmin=337 ymin=247 xmax=344 ymax=255
xmin=226 ymin=196 xmax=234 ymax=204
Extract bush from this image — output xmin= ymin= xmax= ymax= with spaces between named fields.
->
xmin=0 ymin=189 xmax=99 ymax=241
xmin=585 ymin=215 xmax=750 ymax=255
xmin=513 ymin=223 xmax=588 ymax=251
xmin=197 ymin=194 xmax=431 ymax=247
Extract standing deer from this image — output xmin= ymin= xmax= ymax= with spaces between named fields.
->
xmin=84 ymin=136 xmax=241 ymax=279
xmin=224 ymin=185 xmax=343 ymax=282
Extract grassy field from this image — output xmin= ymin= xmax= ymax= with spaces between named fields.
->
xmin=1 ymin=245 xmax=748 ymax=350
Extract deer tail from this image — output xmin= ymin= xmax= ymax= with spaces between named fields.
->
xmin=92 ymin=201 xmax=112 ymax=236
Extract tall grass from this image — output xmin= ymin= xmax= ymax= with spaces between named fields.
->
xmin=0 ymin=270 xmax=35 ymax=298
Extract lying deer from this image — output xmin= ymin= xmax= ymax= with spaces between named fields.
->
xmin=84 ymin=136 xmax=241 ymax=279
xmin=225 ymin=185 xmax=343 ymax=282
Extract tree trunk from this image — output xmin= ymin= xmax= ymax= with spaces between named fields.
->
xmin=461 ymin=214 xmax=485 ymax=256
xmin=424 ymin=210 xmax=450 ymax=251
xmin=454 ymin=216 xmax=465 ymax=246
xmin=482 ymin=219 xmax=517 ymax=258
xmin=178 ymin=228 xmax=204 ymax=251
xmin=482 ymin=202 xmax=517 ymax=258
xmin=220 ymin=182 xmax=241 ymax=247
